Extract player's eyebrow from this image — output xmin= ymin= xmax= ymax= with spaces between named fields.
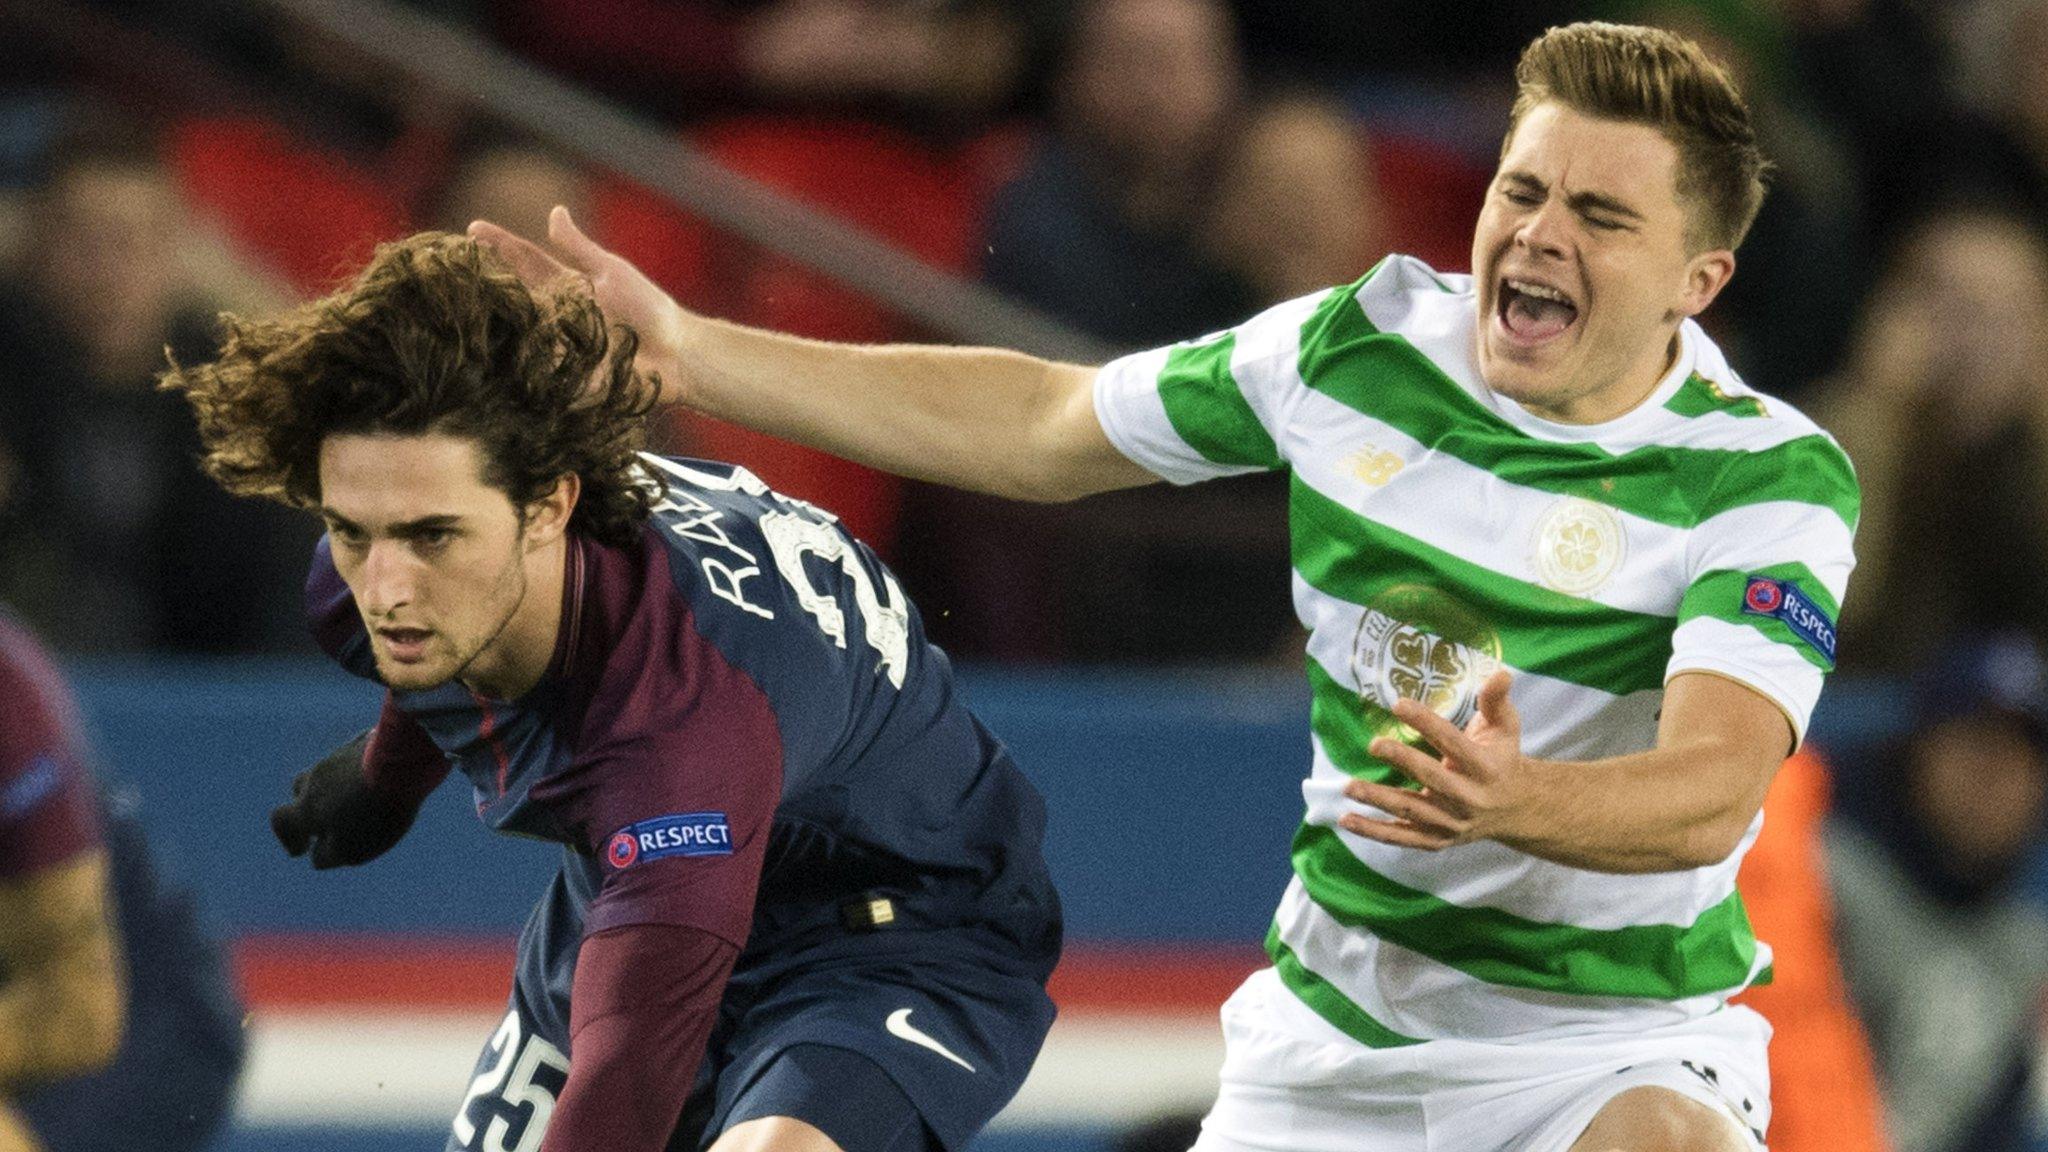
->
xmin=1501 ymin=170 xmax=1647 ymax=222
xmin=318 ymin=509 xmax=464 ymax=536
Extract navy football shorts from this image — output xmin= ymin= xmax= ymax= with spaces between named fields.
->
xmin=448 ymin=931 xmax=1057 ymax=1152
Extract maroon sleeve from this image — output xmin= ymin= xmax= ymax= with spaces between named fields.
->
xmin=0 ymin=619 xmax=103 ymax=878
xmin=540 ymin=922 xmax=739 ymax=1152
xmin=361 ymin=692 xmax=450 ymax=809
xmin=540 ymin=606 xmax=784 ymax=949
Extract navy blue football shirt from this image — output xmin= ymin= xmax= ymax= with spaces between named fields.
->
xmin=308 ymin=456 xmax=1061 ymax=994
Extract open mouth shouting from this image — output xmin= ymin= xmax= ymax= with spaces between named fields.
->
xmin=1495 ymin=276 xmax=1581 ymax=349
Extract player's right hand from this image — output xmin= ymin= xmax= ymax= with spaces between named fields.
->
xmin=468 ymin=206 xmax=690 ymax=407
xmin=270 ymin=731 xmax=421 ymax=870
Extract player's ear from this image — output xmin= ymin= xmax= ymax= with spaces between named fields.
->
xmin=523 ymin=472 xmax=580 ymax=547
xmin=1677 ymin=247 xmax=1735 ymax=319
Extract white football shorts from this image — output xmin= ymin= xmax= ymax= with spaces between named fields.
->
xmin=1192 ymin=967 xmax=1770 ymax=1152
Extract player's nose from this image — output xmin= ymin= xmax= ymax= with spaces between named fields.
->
xmin=354 ymin=541 xmax=417 ymax=614
xmin=1513 ymin=200 xmax=1571 ymax=259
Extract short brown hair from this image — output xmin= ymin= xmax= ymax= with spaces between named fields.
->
xmin=162 ymin=232 xmax=660 ymax=546
xmin=1507 ymin=22 xmax=1769 ymax=251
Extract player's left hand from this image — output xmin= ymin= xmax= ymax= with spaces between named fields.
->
xmin=271 ymin=731 xmax=421 ymax=870
xmin=1339 ymin=670 xmax=1543 ymax=851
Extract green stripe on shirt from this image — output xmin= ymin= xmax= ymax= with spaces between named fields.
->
xmin=1293 ymin=295 xmax=1859 ymax=530
xmin=1679 ymin=563 xmax=1840 ymax=671
xmin=1156 ymin=333 xmax=1285 ymax=470
xmin=1305 ymin=658 xmax=1405 ymax=784
xmin=1292 ymin=822 xmax=1761 ymax=999
xmin=1291 ymin=476 xmax=1676 ymax=698
xmin=1664 ymin=373 xmax=1768 ymax=419
xmin=1266 ymin=924 xmax=1425 ymax=1048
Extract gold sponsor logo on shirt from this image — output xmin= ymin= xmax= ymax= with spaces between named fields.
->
xmin=1345 ymin=445 xmax=1406 ymax=488
xmin=1532 ymin=497 xmax=1625 ymax=596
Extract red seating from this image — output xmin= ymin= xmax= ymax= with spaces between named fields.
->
xmin=169 ymin=116 xmax=409 ymax=298
xmin=594 ymin=116 xmax=1008 ymax=555
xmin=1369 ymin=130 xmax=1491 ymax=275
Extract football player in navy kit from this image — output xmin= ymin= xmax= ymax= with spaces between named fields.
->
xmin=163 ymin=233 xmax=1062 ymax=1152
xmin=0 ymin=606 xmax=245 ymax=1152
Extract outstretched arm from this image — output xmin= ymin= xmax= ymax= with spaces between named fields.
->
xmin=0 ymin=851 xmax=124 ymax=1091
xmin=272 ymin=695 xmax=450 ymax=869
xmin=470 ymin=208 xmax=1158 ymax=503
xmin=0 ymin=622 xmax=125 ymax=1095
xmin=1341 ymin=671 xmax=1788 ymax=873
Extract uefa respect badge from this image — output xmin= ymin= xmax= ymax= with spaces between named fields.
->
xmin=604 ymin=811 xmax=734 ymax=870
xmin=1741 ymin=576 xmax=1837 ymax=667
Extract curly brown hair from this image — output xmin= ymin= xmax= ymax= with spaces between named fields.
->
xmin=162 ymin=231 xmax=661 ymax=546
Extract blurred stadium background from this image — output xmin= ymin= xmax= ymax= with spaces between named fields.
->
xmin=3 ymin=0 xmax=2047 ymax=1149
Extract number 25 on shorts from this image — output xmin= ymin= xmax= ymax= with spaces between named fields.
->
xmin=454 ymin=1010 xmax=570 ymax=1152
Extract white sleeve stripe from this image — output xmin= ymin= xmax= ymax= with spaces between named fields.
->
xmin=1092 ymin=348 xmax=1253 ymax=486
xmin=1667 ymin=617 xmax=1826 ymax=744
xmin=1689 ymin=502 xmax=1856 ymax=602
xmin=1226 ymin=288 xmax=1329 ymax=444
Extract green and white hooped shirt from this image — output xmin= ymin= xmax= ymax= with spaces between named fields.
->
xmin=1093 ymin=256 xmax=1859 ymax=1047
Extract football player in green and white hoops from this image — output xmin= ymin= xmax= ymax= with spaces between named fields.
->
xmin=475 ymin=21 xmax=1854 ymax=1152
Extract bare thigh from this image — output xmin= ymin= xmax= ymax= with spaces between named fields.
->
xmin=1567 ymin=1086 xmax=1751 ymax=1152
xmin=709 ymin=1116 xmax=846 ymax=1152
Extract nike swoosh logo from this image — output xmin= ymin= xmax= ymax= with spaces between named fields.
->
xmin=885 ymin=1008 xmax=976 ymax=1072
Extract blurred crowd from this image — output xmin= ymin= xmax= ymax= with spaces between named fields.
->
xmin=3 ymin=0 xmax=2048 ymax=1147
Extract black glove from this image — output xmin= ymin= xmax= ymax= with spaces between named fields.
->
xmin=270 ymin=730 xmax=422 ymax=869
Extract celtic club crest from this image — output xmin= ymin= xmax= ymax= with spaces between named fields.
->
xmin=1351 ymin=584 xmax=1502 ymax=738
xmin=1532 ymin=496 xmax=1626 ymax=596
